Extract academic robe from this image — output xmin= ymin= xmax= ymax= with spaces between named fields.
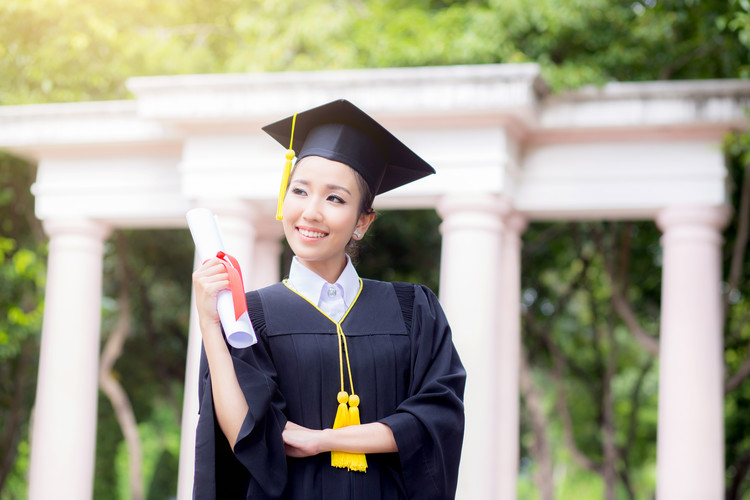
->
xmin=194 ymin=279 xmax=466 ymax=500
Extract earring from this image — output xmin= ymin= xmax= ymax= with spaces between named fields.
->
xmin=353 ymin=229 xmax=362 ymax=239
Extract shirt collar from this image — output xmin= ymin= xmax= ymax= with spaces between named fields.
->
xmin=287 ymin=256 xmax=361 ymax=308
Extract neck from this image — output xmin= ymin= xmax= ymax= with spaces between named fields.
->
xmin=296 ymin=255 xmax=348 ymax=284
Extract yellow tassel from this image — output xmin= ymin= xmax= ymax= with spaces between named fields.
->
xmin=275 ymin=149 xmax=295 ymax=221
xmin=345 ymin=394 xmax=368 ymax=472
xmin=276 ymin=112 xmax=298 ymax=221
xmin=331 ymin=391 xmax=351 ymax=469
xmin=332 ymin=391 xmax=350 ymax=430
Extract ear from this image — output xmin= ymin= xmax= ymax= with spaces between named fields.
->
xmin=353 ymin=211 xmax=376 ymax=239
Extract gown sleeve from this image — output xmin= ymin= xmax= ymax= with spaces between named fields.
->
xmin=193 ymin=290 xmax=289 ymax=499
xmin=379 ymin=284 xmax=466 ymax=500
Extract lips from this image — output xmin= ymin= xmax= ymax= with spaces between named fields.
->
xmin=297 ymin=227 xmax=328 ymax=239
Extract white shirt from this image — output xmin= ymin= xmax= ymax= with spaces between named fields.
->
xmin=285 ymin=256 xmax=361 ymax=323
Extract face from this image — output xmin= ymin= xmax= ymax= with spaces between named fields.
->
xmin=282 ymin=155 xmax=375 ymax=280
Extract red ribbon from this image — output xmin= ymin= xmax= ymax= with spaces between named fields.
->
xmin=215 ymin=251 xmax=248 ymax=321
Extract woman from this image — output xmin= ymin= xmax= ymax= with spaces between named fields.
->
xmin=192 ymin=99 xmax=466 ymax=499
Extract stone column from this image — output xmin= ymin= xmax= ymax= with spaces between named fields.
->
xmin=655 ymin=205 xmax=729 ymax=500
xmin=251 ymin=218 xmax=284 ymax=288
xmin=497 ymin=211 xmax=527 ymax=500
xmin=177 ymin=202 xmax=258 ymax=500
xmin=28 ymin=219 xmax=111 ymax=500
xmin=438 ymin=194 xmax=505 ymax=500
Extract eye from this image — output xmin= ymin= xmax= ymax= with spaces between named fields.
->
xmin=291 ymin=187 xmax=307 ymax=196
xmin=327 ymin=194 xmax=345 ymax=204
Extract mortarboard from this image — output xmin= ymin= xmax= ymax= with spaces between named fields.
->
xmin=262 ymin=99 xmax=435 ymax=220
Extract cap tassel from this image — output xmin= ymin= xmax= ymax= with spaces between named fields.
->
xmin=276 ymin=113 xmax=298 ymax=221
xmin=330 ymin=324 xmax=367 ymax=472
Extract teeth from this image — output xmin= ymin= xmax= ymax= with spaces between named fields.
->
xmin=299 ymin=228 xmax=326 ymax=238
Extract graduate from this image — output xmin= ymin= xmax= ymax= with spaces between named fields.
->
xmin=192 ymin=99 xmax=466 ymax=500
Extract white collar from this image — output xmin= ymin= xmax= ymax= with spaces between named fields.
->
xmin=287 ymin=256 xmax=361 ymax=308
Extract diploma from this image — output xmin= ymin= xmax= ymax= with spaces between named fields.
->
xmin=186 ymin=208 xmax=257 ymax=348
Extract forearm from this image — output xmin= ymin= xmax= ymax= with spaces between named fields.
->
xmin=202 ymin=321 xmax=249 ymax=450
xmin=320 ymin=422 xmax=398 ymax=454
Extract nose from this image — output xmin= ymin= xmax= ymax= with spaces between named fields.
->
xmin=301 ymin=197 xmax=323 ymax=221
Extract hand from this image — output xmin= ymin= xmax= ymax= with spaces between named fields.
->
xmin=192 ymin=257 xmax=230 ymax=329
xmin=282 ymin=421 xmax=324 ymax=458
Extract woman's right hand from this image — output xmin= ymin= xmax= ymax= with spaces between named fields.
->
xmin=192 ymin=257 xmax=230 ymax=331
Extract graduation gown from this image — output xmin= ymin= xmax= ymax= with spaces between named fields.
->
xmin=194 ymin=279 xmax=466 ymax=499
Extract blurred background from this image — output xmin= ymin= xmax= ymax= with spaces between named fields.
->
xmin=1 ymin=0 xmax=749 ymax=498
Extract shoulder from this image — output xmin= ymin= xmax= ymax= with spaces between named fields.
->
xmin=244 ymin=282 xmax=289 ymax=333
xmin=362 ymin=279 xmax=441 ymax=330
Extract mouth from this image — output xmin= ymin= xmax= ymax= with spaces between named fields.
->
xmin=297 ymin=227 xmax=328 ymax=239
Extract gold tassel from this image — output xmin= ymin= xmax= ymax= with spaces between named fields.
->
xmin=331 ymin=391 xmax=352 ymax=469
xmin=332 ymin=391 xmax=350 ymax=430
xmin=345 ymin=393 xmax=368 ymax=472
xmin=275 ymin=149 xmax=295 ymax=221
xmin=276 ymin=113 xmax=298 ymax=221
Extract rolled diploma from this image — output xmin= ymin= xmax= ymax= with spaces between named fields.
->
xmin=186 ymin=208 xmax=257 ymax=348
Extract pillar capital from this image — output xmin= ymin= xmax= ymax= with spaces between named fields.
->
xmin=437 ymin=193 xmax=507 ymax=217
xmin=656 ymin=205 xmax=731 ymax=233
xmin=437 ymin=193 xmax=507 ymax=235
xmin=42 ymin=218 xmax=111 ymax=241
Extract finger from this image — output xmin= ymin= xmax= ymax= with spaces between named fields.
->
xmin=193 ymin=263 xmax=228 ymax=279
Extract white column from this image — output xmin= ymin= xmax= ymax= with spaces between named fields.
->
xmin=251 ymin=218 xmax=284 ymax=289
xmin=438 ymin=194 xmax=505 ymax=500
xmin=655 ymin=205 xmax=729 ymax=500
xmin=497 ymin=212 xmax=527 ymax=500
xmin=177 ymin=202 xmax=258 ymax=500
xmin=29 ymin=219 xmax=110 ymax=500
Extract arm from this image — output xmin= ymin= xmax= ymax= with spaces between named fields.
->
xmin=193 ymin=258 xmax=248 ymax=450
xmin=282 ymin=421 xmax=397 ymax=457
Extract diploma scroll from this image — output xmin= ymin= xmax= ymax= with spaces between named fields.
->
xmin=186 ymin=208 xmax=257 ymax=349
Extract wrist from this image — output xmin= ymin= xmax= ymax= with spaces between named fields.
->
xmin=319 ymin=428 xmax=336 ymax=453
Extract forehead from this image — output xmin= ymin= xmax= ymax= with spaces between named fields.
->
xmin=290 ymin=155 xmax=359 ymax=187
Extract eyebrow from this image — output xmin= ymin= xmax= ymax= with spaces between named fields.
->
xmin=292 ymin=179 xmax=352 ymax=196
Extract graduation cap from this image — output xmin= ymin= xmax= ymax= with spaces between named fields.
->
xmin=262 ymin=99 xmax=435 ymax=220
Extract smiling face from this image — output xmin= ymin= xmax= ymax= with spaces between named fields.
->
xmin=282 ymin=155 xmax=375 ymax=282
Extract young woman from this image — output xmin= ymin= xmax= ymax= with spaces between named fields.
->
xmin=192 ymin=99 xmax=466 ymax=499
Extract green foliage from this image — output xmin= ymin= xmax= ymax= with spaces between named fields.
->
xmin=0 ymin=153 xmax=45 ymax=497
xmin=0 ymin=439 xmax=30 ymax=500
xmin=521 ymin=221 xmax=662 ymax=497
xmin=114 ymin=399 xmax=181 ymax=500
xmin=721 ymin=131 xmax=750 ymax=499
xmin=2 ymin=0 xmax=748 ymax=105
xmin=0 ymin=239 xmax=44 ymax=359
xmin=358 ymin=209 xmax=443 ymax=293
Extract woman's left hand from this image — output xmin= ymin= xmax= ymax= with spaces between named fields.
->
xmin=282 ymin=421 xmax=324 ymax=457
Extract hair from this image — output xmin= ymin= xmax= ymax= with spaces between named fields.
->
xmin=346 ymin=168 xmax=376 ymax=261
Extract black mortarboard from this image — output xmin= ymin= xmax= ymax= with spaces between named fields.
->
xmin=262 ymin=99 xmax=435 ymax=219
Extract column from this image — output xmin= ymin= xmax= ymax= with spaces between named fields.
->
xmin=177 ymin=202 xmax=259 ymax=500
xmin=655 ymin=205 xmax=729 ymax=500
xmin=251 ymin=218 xmax=284 ymax=289
xmin=28 ymin=218 xmax=111 ymax=500
xmin=438 ymin=194 xmax=505 ymax=500
xmin=497 ymin=212 xmax=527 ymax=500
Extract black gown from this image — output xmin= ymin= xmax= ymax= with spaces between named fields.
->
xmin=194 ymin=279 xmax=466 ymax=500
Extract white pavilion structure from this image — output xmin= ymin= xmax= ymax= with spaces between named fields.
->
xmin=0 ymin=63 xmax=747 ymax=500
